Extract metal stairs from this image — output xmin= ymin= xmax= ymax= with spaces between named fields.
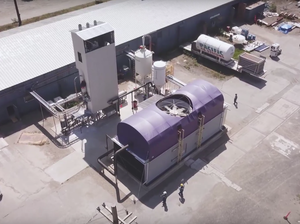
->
xmin=197 ymin=114 xmax=205 ymax=149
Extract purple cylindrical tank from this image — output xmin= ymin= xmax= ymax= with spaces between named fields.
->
xmin=117 ymin=79 xmax=224 ymax=161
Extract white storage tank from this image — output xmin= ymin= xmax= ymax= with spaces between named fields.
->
xmin=135 ymin=46 xmax=153 ymax=81
xmin=231 ymin=26 xmax=242 ymax=35
xmin=196 ymin=34 xmax=235 ymax=62
xmin=232 ymin=34 xmax=246 ymax=44
xmin=152 ymin=61 xmax=166 ymax=89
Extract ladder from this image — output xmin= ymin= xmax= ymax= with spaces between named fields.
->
xmin=177 ymin=129 xmax=185 ymax=163
xmin=197 ymin=114 xmax=205 ymax=149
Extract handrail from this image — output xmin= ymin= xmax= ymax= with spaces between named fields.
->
xmin=29 ymin=90 xmax=83 ymax=119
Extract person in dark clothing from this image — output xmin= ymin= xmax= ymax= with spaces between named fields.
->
xmin=178 ymin=183 xmax=184 ymax=198
xmin=160 ymin=191 xmax=167 ymax=207
xmin=234 ymin=94 xmax=238 ymax=107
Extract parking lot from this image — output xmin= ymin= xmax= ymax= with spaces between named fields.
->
xmin=0 ymin=23 xmax=300 ymax=224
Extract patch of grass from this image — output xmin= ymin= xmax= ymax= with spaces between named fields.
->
xmin=184 ymin=65 xmax=190 ymax=70
xmin=212 ymin=72 xmax=226 ymax=80
xmin=0 ymin=1 xmax=110 ymax=32
xmin=233 ymin=47 xmax=245 ymax=60
xmin=183 ymin=56 xmax=199 ymax=70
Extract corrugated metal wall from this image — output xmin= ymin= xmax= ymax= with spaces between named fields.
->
xmin=0 ymin=63 xmax=78 ymax=124
xmin=245 ymin=4 xmax=265 ymax=23
xmin=146 ymin=112 xmax=223 ymax=184
xmin=115 ymin=1 xmax=235 ymax=70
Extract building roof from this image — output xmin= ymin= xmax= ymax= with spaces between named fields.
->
xmin=72 ymin=21 xmax=114 ymax=41
xmin=117 ymin=79 xmax=224 ymax=162
xmin=0 ymin=0 xmax=233 ymax=92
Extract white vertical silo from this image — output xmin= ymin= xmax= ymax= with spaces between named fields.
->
xmin=152 ymin=61 xmax=166 ymax=90
xmin=134 ymin=38 xmax=153 ymax=84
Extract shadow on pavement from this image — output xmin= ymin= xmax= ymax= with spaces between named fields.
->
xmin=235 ymin=72 xmax=267 ymax=89
xmin=138 ymin=134 xmax=229 ymax=209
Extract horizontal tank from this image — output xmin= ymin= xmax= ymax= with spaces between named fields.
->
xmin=135 ymin=46 xmax=153 ymax=81
xmin=117 ymin=79 xmax=224 ymax=161
xmin=196 ymin=34 xmax=235 ymax=62
xmin=152 ymin=61 xmax=166 ymax=89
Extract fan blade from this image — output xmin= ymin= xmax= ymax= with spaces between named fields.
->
xmin=164 ymin=105 xmax=172 ymax=111
xmin=178 ymin=112 xmax=188 ymax=117
xmin=176 ymin=108 xmax=186 ymax=113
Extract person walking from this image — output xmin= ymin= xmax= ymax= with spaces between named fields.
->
xmin=178 ymin=183 xmax=184 ymax=198
xmin=234 ymin=94 xmax=238 ymax=107
xmin=160 ymin=191 xmax=167 ymax=207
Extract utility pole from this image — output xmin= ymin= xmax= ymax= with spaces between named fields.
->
xmin=13 ymin=0 xmax=22 ymax=26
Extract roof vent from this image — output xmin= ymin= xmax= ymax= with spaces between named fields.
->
xmin=94 ymin=20 xmax=97 ymax=26
xmin=156 ymin=94 xmax=193 ymax=117
xmin=86 ymin=22 xmax=90 ymax=28
xmin=78 ymin=24 xmax=82 ymax=30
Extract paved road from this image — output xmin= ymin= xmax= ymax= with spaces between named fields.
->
xmin=0 ymin=0 xmax=95 ymax=26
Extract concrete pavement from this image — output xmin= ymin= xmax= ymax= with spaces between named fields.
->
xmin=0 ymin=23 xmax=300 ymax=223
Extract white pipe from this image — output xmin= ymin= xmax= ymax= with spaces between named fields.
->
xmin=166 ymin=75 xmax=186 ymax=87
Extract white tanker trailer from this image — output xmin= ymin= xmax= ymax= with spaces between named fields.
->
xmin=180 ymin=34 xmax=266 ymax=78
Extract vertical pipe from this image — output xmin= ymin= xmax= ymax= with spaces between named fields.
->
xmin=53 ymin=116 xmax=57 ymax=136
xmin=74 ymin=76 xmax=79 ymax=96
xmin=111 ymin=206 xmax=118 ymax=224
xmin=40 ymin=103 xmax=44 ymax=127
xmin=143 ymin=35 xmax=152 ymax=51
xmin=142 ymin=36 xmax=145 ymax=47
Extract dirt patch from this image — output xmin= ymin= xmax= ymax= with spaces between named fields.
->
xmin=18 ymin=132 xmax=48 ymax=146
xmin=158 ymin=49 xmax=235 ymax=85
xmin=269 ymin=0 xmax=300 ymax=19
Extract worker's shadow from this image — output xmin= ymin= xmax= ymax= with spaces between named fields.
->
xmin=164 ymin=205 xmax=168 ymax=212
xmin=179 ymin=197 xmax=185 ymax=204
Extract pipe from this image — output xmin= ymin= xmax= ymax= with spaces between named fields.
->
xmin=166 ymin=75 xmax=186 ymax=87
xmin=143 ymin=34 xmax=152 ymax=51
xmin=113 ymin=144 xmax=129 ymax=181
xmin=97 ymin=144 xmax=129 ymax=182
xmin=107 ymin=81 xmax=155 ymax=105
xmin=74 ymin=76 xmax=79 ymax=96
xmin=142 ymin=36 xmax=145 ymax=47
xmin=29 ymin=90 xmax=83 ymax=119
xmin=97 ymin=152 xmax=115 ymax=176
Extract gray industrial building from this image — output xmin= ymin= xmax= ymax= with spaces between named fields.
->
xmin=0 ymin=0 xmax=253 ymax=124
